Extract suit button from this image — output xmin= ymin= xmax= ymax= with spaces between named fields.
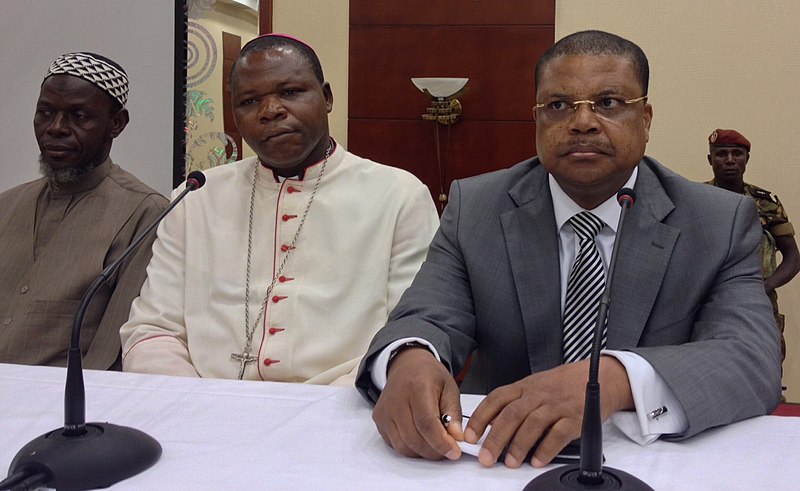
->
xmin=20 ymin=285 xmax=29 ymax=294
xmin=3 ymin=318 xmax=12 ymax=325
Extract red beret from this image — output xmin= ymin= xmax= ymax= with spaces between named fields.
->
xmin=708 ymin=129 xmax=750 ymax=151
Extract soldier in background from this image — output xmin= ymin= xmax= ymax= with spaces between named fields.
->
xmin=706 ymin=128 xmax=800 ymax=393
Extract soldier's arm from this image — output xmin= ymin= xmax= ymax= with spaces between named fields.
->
xmin=765 ymin=234 xmax=800 ymax=291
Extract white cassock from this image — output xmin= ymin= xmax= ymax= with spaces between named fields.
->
xmin=120 ymin=143 xmax=439 ymax=384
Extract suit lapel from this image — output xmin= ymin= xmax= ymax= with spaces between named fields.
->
xmin=607 ymin=161 xmax=679 ymax=348
xmin=500 ymin=160 xmax=681 ymax=368
xmin=501 ymin=163 xmax=564 ymax=372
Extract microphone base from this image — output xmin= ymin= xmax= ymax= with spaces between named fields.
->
xmin=524 ymin=464 xmax=654 ymax=490
xmin=9 ymin=422 xmax=161 ymax=491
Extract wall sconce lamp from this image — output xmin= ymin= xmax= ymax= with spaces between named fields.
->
xmin=411 ymin=77 xmax=469 ymax=212
xmin=412 ymin=77 xmax=469 ymax=125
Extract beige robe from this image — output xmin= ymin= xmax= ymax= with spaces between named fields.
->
xmin=0 ymin=159 xmax=168 ymax=369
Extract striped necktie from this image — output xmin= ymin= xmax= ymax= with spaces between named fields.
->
xmin=562 ymin=211 xmax=606 ymax=363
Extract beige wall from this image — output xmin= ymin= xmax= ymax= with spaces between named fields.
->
xmin=274 ymin=1 xmax=800 ymax=401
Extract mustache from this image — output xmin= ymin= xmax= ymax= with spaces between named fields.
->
xmin=559 ymin=139 xmax=614 ymax=155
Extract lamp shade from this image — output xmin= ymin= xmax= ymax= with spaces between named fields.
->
xmin=411 ymin=77 xmax=468 ymax=99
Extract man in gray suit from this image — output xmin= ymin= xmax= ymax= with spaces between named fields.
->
xmin=355 ymin=30 xmax=781 ymax=469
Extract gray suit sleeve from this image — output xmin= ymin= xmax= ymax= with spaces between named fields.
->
xmin=630 ymin=196 xmax=782 ymax=438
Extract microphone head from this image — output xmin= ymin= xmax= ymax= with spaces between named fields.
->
xmin=617 ymin=187 xmax=635 ymax=208
xmin=185 ymin=171 xmax=206 ymax=190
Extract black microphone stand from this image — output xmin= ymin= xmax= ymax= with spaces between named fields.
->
xmin=5 ymin=172 xmax=205 ymax=490
xmin=525 ymin=189 xmax=653 ymax=490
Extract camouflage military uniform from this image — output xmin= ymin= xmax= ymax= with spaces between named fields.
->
xmin=706 ymin=179 xmax=794 ymax=361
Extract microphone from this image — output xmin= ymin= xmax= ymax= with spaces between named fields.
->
xmin=525 ymin=187 xmax=653 ymax=490
xmin=5 ymin=171 xmax=206 ymax=490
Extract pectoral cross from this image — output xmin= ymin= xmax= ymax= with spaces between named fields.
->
xmin=231 ymin=350 xmax=258 ymax=380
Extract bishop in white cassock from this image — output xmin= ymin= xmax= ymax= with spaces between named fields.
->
xmin=120 ymin=34 xmax=439 ymax=384
xmin=121 ymin=144 xmax=437 ymax=384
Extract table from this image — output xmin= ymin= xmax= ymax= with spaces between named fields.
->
xmin=2 ymin=363 xmax=798 ymax=490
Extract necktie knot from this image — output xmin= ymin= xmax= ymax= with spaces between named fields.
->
xmin=569 ymin=211 xmax=604 ymax=241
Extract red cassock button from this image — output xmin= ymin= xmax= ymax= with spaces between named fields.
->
xmin=263 ymin=358 xmax=280 ymax=367
xmin=268 ymin=327 xmax=285 ymax=335
xmin=272 ymin=295 xmax=287 ymax=303
xmin=287 ymin=186 xmax=300 ymax=193
xmin=282 ymin=214 xmax=297 ymax=221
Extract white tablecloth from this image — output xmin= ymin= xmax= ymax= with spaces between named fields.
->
xmin=1 ymin=363 xmax=797 ymax=490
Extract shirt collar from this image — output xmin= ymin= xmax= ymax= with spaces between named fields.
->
xmin=265 ymin=139 xmax=341 ymax=183
xmin=550 ymin=166 xmax=639 ymax=234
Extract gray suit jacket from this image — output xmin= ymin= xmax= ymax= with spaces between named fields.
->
xmin=356 ymin=156 xmax=782 ymax=439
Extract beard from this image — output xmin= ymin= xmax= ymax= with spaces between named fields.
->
xmin=38 ymin=155 xmax=99 ymax=185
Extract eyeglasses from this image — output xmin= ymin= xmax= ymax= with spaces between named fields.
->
xmin=533 ymin=95 xmax=647 ymax=123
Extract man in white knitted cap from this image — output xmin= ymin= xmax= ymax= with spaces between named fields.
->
xmin=0 ymin=52 xmax=168 ymax=369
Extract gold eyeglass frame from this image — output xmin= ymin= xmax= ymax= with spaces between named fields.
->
xmin=533 ymin=95 xmax=648 ymax=121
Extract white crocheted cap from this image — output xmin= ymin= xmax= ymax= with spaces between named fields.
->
xmin=45 ymin=52 xmax=129 ymax=107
